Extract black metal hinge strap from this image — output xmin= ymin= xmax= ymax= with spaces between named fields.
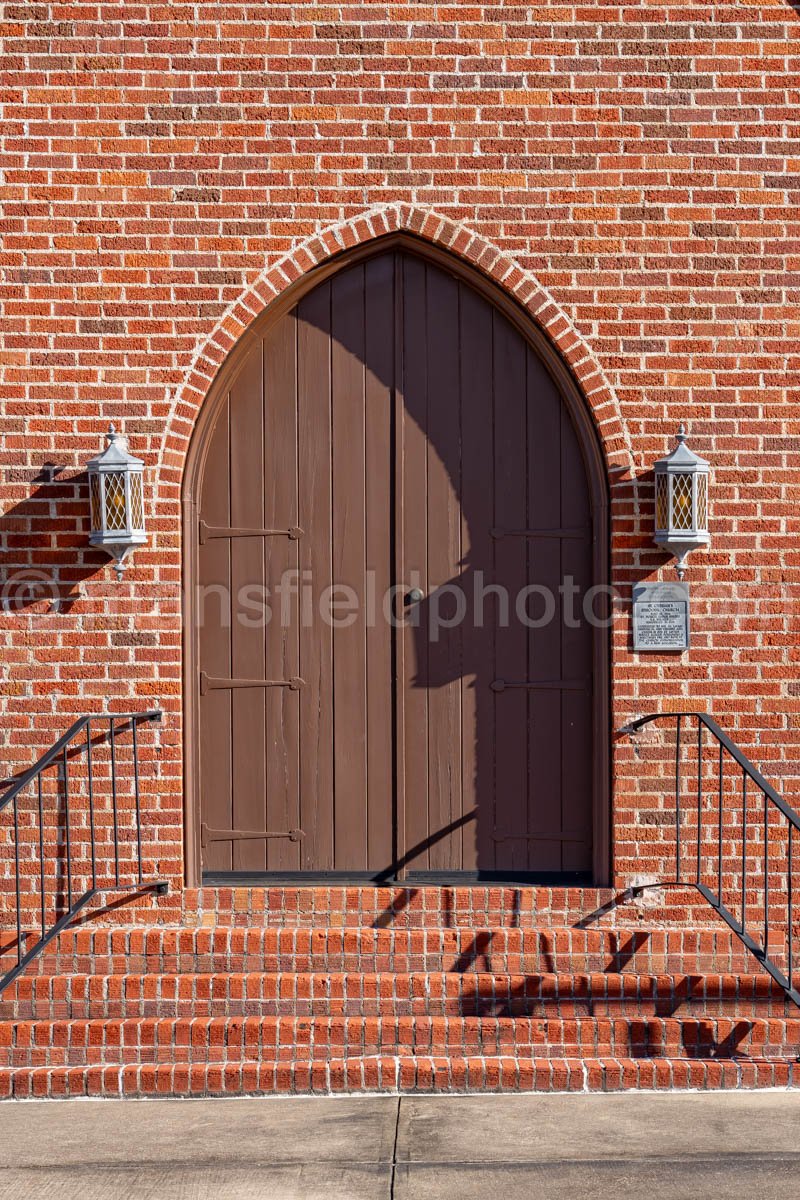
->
xmin=200 ymin=673 xmax=304 ymax=694
xmin=491 ymin=679 xmax=590 ymax=692
xmin=199 ymin=521 xmax=303 ymax=544
xmin=201 ymin=822 xmax=304 ymax=847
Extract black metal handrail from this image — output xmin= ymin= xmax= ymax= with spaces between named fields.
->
xmin=0 ymin=711 xmax=167 ymax=992
xmin=627 ymin=711 xmax=800 ymax=1008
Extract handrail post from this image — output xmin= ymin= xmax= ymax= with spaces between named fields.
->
xmin=37 ymin=773 xmax=45 ymax=940
xmin=763 ymin=791 xmax=769 ymax=959
xmin=132 ymin=718 xmax=143 ymax=886
xmin=717 ymin=741 xmax=723 ymax=904
xmin=13 ymin=794 xmax=21 ymax=966
xmin=86 ymin=717 xmax=97 ymax=890
xmin=675 ymin=715 xmax=682 ymax=883
xmin=62 ymin=746 xmax=72 ymax=911
xmin=741 ymin=769 xmax=747 ymax=935
xmin=696 ymin=718 xmax=703 ymax=885
xmin=109 ymin=717 xmax=119 ymax=886
xmin=789 ymin=826 xmax=794 ymax=986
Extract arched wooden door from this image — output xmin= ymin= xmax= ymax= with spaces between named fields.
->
xmin=186 ymin=240 xmax=608 ymax=884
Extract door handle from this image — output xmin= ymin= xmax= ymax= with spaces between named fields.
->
xmin=407 ymin=587 xmax=425 ymax=604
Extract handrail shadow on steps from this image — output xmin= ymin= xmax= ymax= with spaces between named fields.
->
xmin=624 ymin=711 xmax=800 ymax=1009
xmin=0 ymin=711 xmax=167 ymax=992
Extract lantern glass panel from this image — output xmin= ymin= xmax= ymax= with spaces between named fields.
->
xmin=90 ymin=473 xmax=103 ymax=530
xmin=129 ymin=473 xmax=144 ymax=531
xmin=104 ymin=471 xmax=128 ymax=532
xmin=671 ymin=473 xmax=693 ymax=531
xmin=655 ymin=472 xmax=669 ymax=529
xmin=697 ymin=474 xmax=708 ymax=530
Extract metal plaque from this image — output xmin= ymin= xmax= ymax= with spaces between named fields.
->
xmin=632 ymin=581 xmax=690 ymax=653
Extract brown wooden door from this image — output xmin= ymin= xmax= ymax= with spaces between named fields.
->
xmin=194 ymin=246 xmax=601 ymax=881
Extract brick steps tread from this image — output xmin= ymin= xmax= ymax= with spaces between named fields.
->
xmin=2 ymin=970 xmax=790 ymax=1020
xmin=1 ymin=903 xmax=791 ymax=1095
xmin=3 ymin=924 xmax=763 ymax=976
xmin=178 ymin=885 xmax=720 ymax=929
xmin=3 ymin=1014 xmax=799 ymax=1063
xmin=0 ymin=1055 xmax=796 ymax=1099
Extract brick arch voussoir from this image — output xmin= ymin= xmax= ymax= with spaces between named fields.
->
xmin=163 ymin=204 xmax=631 ymax=478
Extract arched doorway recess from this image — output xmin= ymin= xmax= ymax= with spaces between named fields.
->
xmin=183 ymin=235 xmax=610 ymax=885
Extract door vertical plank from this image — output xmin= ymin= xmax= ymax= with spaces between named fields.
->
xmin=526 ymin=352 xmax=564 ymax=871
xmin=228 ymin=343 xmax=267 ymax=871
xmin=364 ymin=254 xmax=395 ymax=869
xmin=393 ymin=254 xmax=407 ymax=876
xmin=560 ymin=404 xmax=594 ymax=873
xmin=297 ymin=284 xmax=334 ymax=871
xmin=399 ymin=253 xmax=430 ymax=871
xmin=492 ymin=314 xmax=529 ymax=874
xmin=198 ymin=397 xmax=232 ymax=873
xmin=459 ymin=284 xmax=494 ymax=872
xmin=263 ymin=314 xmax=301 ymax=870
xmin=331 ymin=265 xmax=368 ymax=870
xmin=425 ymin=265 xmax=462 ymax=870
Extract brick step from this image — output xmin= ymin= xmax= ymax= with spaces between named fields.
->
xmin=1 ymin=884 xmax=709 ymax=933
xmin=185 ymin=885 xmax=707 ymax=928
xmin=0 ymin=1054 xmax=796 ymax=1100
xmin=2 ymin=970 xmax=791 ymax=1021
xmin=3 ymin=1015 xmax=799 ymax=1065
xmin=3 ymin=925 xmax=763 ymax=977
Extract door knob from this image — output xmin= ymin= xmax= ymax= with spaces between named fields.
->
xmin=407 ymin=587 xmax=424 ymax=603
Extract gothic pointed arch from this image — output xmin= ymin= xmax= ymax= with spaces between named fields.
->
xmin=181 ymin=226 xmax=612 ymax=886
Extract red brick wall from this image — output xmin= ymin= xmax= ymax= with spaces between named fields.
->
xmin=1 ymin=1 xmax=799 ymax=901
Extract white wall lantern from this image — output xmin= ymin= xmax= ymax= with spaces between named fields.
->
xmin=87 ymin=425 xmax=147 ymax=580
xmin=653 ymin=425 xmax=710 ymax=579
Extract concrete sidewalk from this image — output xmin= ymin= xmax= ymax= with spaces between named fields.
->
xmin=1 ymin=1091 xmax=800 ymax=1198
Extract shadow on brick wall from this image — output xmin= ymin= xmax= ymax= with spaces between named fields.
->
xmin=0 ymin=464 xmax=105 ymax=613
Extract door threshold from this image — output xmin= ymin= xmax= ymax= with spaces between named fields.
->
xmin=202 ymin=870 xmax=594 ymax=887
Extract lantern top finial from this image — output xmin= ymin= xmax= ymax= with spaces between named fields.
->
xmin=87 ymin=424 xmax=144 ymax=472
xmin=654 ymin=425 xmax=709 ymax=472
